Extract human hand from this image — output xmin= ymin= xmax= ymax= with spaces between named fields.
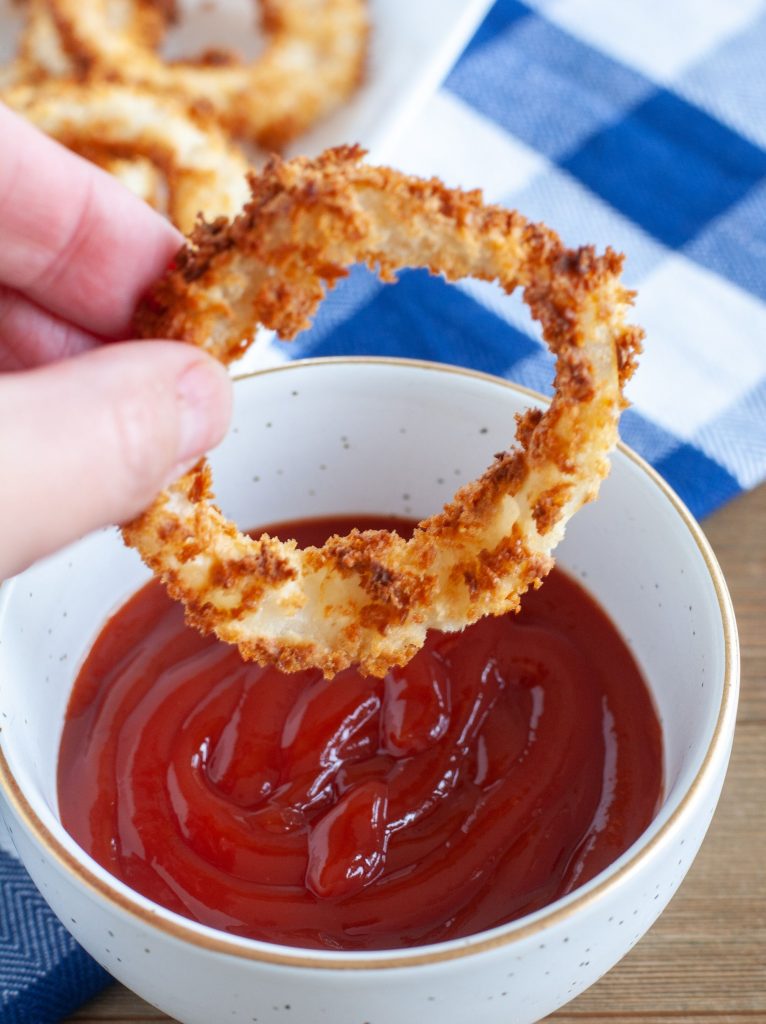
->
xmin=0 ymin=104 xmax=232 ymax=580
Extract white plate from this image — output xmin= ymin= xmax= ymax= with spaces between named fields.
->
xmin=0 ymin=0 xmax=494 ymax=160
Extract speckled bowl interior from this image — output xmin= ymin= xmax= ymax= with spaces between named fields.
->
xmin=0 ymin=359 xmax=738 ymax=1024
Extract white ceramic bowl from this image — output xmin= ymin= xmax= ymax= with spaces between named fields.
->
xmin=0 ymin=359 xmax=738 ymax=1024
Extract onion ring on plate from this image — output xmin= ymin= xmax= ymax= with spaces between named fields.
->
xmin=44 ymin=0 xmax=368 ymax=149
xmin=124 ymin=146 xmax=643 ymax=678
xmin=1 ymin=80 xmax=251 ymax=231
xmin=1 ymin=0 xmax=173 ymax=86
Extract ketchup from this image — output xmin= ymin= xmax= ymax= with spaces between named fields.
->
xmin=58 ymin=515 xmax=662 ymax=950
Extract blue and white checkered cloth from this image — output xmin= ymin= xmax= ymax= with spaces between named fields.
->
xmin=3 ymin=1 xmax=765 ymax=1019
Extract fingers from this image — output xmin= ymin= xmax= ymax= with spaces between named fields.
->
xmin=0 ymin=103 xmax=183 ymax=339
xmin=0 ymin=341 xmax=232 ymax=580
xmin=0 ymin=283 xmax=99 ymax=371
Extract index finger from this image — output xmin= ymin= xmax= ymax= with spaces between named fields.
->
xmin=0 ymin=103 xmax=183 ymax=338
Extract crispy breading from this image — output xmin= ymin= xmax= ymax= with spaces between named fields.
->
xmin=123 ymin=147 xmax=644 ymax=678
xmin=1 ymin=80 xmax=251 ymax=231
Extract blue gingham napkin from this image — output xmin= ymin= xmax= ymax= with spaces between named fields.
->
xmin=3 ymin=1 xmax=766 ymax=1020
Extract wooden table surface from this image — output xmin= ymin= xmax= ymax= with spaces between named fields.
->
xmin=66 ymin=486 xmax=766 ymax=1024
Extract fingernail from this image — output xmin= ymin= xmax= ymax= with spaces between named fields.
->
xmin=175 ymin=360 xmax=231 ymax=463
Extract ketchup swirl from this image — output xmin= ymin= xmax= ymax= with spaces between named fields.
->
xmin=59 ymin=516 xmax=662 ymax=950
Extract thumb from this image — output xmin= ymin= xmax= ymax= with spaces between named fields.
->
xmin=0 ymin=341 xmax=232 ymax=579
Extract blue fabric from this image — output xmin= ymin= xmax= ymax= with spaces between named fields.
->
xmin=561 ymin=89 xmax=766 ymax=248
xmin=4 ymin=0 xmax=766 ymax=1019
xmin=0 ymin=852 xmax=110 ymax=1022
xmin=289 ymin=269 xmax=540 ymax=375
xmin=449 ymin=9 xmax=651 ymax=159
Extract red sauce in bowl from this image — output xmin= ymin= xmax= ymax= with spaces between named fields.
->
xmin=58 ymin=515 xmax=662 ymax=950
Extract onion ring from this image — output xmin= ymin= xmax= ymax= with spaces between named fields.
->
xmin=75 ymin=149 xmax=164 ymax=209
xmin=124 ymin=146 xmax=643 ymax=678
xmin=44 ymin=0 xmax=369 ymax=149
xmin=15 ymin=0 xmax=72 ymax=81
xmin=1 ymin=80 xmax=251 ymax=231
xmin=1 ymin=0 xmax=172 ymax=87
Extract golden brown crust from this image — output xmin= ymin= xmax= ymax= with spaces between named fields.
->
xmin=122 ymin=147 xmax=643 ymax=677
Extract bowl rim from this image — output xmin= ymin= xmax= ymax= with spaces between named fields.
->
xmin=0 ymin=356 xmax=739 ymax=971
